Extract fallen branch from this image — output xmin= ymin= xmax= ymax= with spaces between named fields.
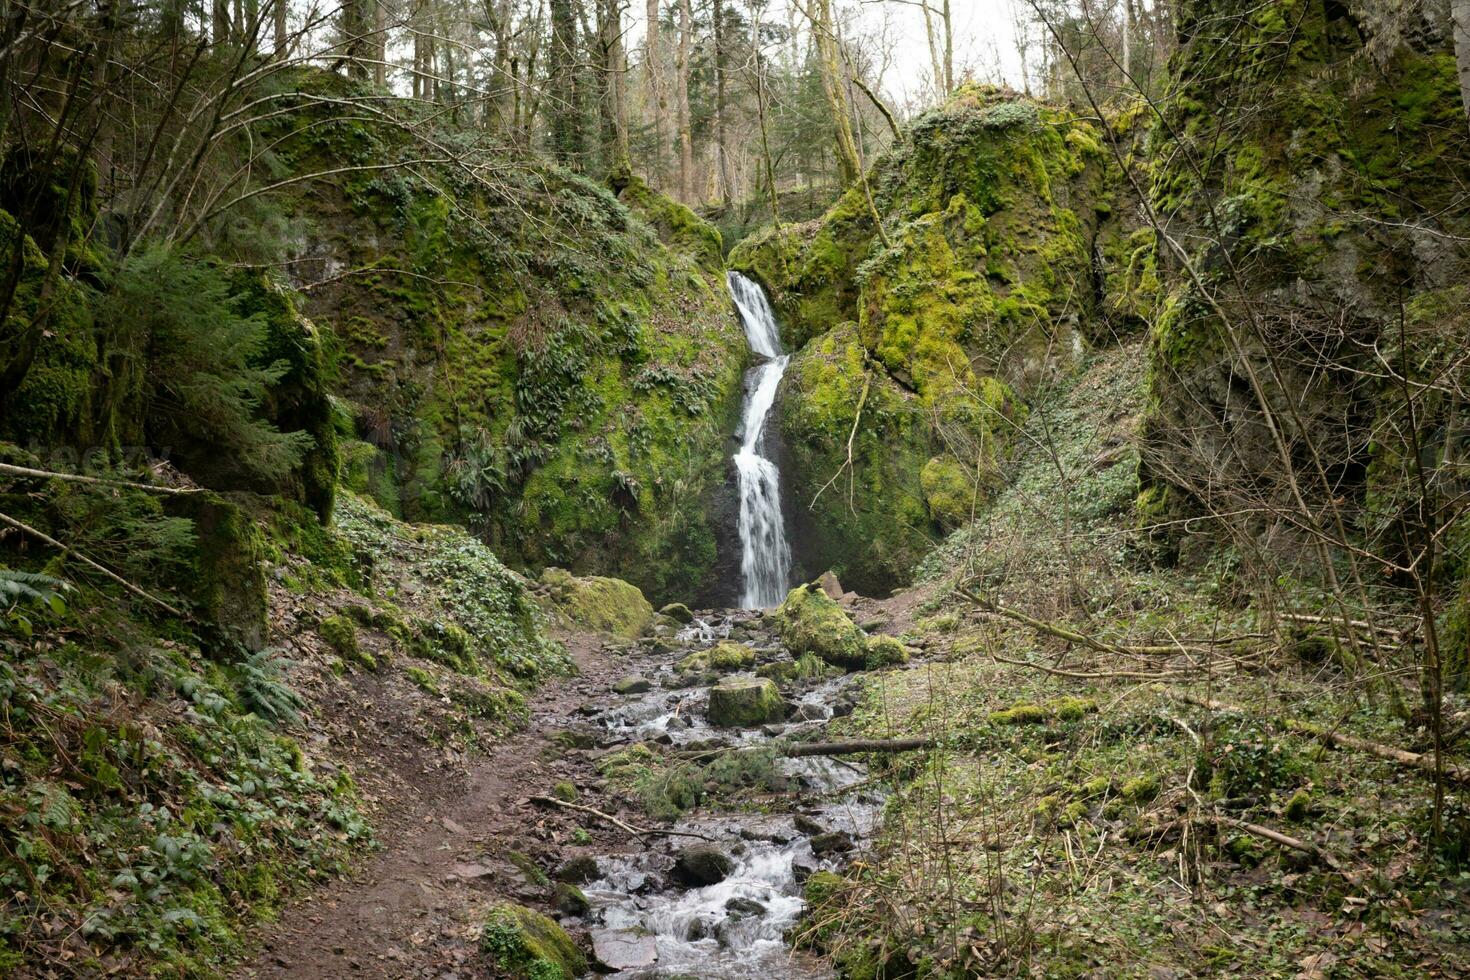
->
xmin=958 ymin=588 xmax=1195 ymax=657
xmin=784 ymin=737 xmax=937 ymax=757
xmin=0 ymin=462 xmax=201 ymax=495
xmin=1202 ymin=812 xmax=1342 ymax=871
xmin=990 ymin=653 xmax=1187 ymax=681
xmin=527 ymin=795 xmax=714 ymax=842
xmin=1171 ymin=691 xmax=1470 ymax=788
xmin=0 ymin=511 xmax=186 ymax=617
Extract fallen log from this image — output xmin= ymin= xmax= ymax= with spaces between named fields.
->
xmin=1171 ymin=691 xmax=1470 ymax=788
xmin=783 ymin=737 xmax=937 ymax=757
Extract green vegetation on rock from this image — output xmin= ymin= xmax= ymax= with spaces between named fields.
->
xmin=480 ymin=900 xmax=586 ymax=979
xmin=538 ymin=567 xmax=654 ymax=639
xmin=706 ymin=676 xmax=785 ymax=727
xmin=777 ymin=582 xmax=867 ymax=669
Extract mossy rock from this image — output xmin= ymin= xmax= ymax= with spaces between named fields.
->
xmin=553 ymin=882 xmax=590 ymax=917
xmin=1051 ymin=696 xmax=1098 ymax=721
xmin=539 ymin=567 xmax=654 ymax=640
xmin=1120 ymin=774 xmax=1160 ymax=803
xmin=863 ymin=635 xmax=909 ymax=668
xmin=659 ymin=602 xmax=695 ymax=624
xmin=707 ymin=677 xmax=785 ymax=728
xmin=480 ymin=901 xmax=587 ymax=979
xmin=776 ymin=583 xmax=867 ymax=669
xmin=319 ymin=614 xmax=374 ymax=670
xmin=677 ymin=641 xmax=756 ymax=674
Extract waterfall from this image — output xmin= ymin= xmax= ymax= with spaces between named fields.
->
xmin=727 ymin=272 xmax=793 ymax=609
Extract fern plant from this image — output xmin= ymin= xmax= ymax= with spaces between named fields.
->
xmin=234 ymin=648 xmax=306 ymax=727
xmin=0 ymin=568 xmax=70 ymax=636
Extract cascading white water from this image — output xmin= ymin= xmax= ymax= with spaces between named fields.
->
xmin=727 ymin=272 xmax=793 ymax=609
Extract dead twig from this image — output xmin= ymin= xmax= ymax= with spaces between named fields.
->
xmin=527 ymin=795 xmax=714 ymax=841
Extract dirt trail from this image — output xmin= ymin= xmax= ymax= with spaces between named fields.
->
xmin=237 ymin=632 xmax=642 ymax=979
xmin=237 ymin=585 xmax=926 ymax=979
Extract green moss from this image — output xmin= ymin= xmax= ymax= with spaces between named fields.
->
xmin=1120 ymin=774 xmax=1160 ymax=803
xmin=319 ymin=614 xmax=374 ymax=670
xmin=677 ymin=640 xmax=756 ymax=673
xmin=405 ymin=665 xmax=438 ymax=693
xmin=538 ymin=567 xmax=654 ymax=639
xmin=480 ymin=900 xmax=586 ymax=979
xmin=1284 ymin=789 xmax=1311 ymax=822
xmin=990 ymin=702 xmax=1048 ymax=725
xmin=551 ymin=781 xmax=578 ymax=803
xmin=777 ymin=583 xmax=868 ymax=669
xmin=163 ymin=493 xmax=270 ymax=650
xmin=863 ymin=634 xmax=909 ymax=668
xmin=707 ymin=677 xmax=785 ymax=727
xmin=1051 ymin=696 xmax=1098 ymax=721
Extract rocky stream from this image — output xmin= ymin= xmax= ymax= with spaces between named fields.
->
xmin=560 ymin=607 xmax=886 ymax=978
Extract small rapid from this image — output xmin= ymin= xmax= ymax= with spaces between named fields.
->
xmin=727 ymin=272 xmax=794 ymax=609
xmin=579 ymin=611 xmax=880 ymax=979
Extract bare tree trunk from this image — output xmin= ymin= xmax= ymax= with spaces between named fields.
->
xmin=810 ymin=0 xmax=860 ymax=187
xmin=676 ymin=0 xmax=694 ymax=201
xmin=1455 ymin=0 xmax=1470 ymax=134
xmin=273 ymin=0 xmax=288 ymax=57
xmin=213 ymin=0 xmax=230 ymax=45
xmin=712 ymin=0 xmax=734 ymax=204
xmin=920 ymin=0 xmax=944 ymax=97
xmin=645 ymin=0 xmax=666 ymax=185
xmin=374 ymin=0 xmax=387 ymax=87
xmin=942 ymin=0 xmax=953 ymax=92
xmin=550 ymin=0 xmax=582 ymax=166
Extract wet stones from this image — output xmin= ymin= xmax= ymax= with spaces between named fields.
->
xmin=552 ymin=881 xmax=590 ymax=917
xmin=706 ymin=677 xmax=785 ymax=727
xmin=613 ymin=675 xmax=654 ymax=695
xmin=591 ymin=930 xmax=659 ymax=971
xmin=810 ymin=831 xmax=854 ymax=855
xmin=556 ymin=855 xmax=600 ymax=884
xmin=671 ymin=844 xmax=735 ymax=887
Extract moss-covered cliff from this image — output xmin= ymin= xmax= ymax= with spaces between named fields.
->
xmin=1140 ymin=0 xmax=1470 ymax=550
xmin=732 ymin=87 xmax=1150 ymax=593
xmin=270 ymin=77 xmax=747 ymax=603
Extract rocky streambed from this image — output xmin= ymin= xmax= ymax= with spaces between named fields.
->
xmin=557 ymin=609 xmax=887 ymax=978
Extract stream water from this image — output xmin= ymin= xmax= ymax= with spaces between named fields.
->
xmin=728 ymin=272 xmax=793 ymax=610
xmin=578 ymin=613 xmax=881 ymax=978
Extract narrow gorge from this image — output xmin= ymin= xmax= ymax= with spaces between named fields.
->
xmin=4 ymin=0 xmax=1470 ymax=977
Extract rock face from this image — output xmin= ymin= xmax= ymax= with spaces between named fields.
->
xmin=539 ymin=567 xmax=655 ymax=639
xmin=277 ymin=97 xmax=748 ymax=606
xmin=1139 ymin=0 xmax=1470 ymax=570
xmin=731 ymin=85 xmax=1140 ymax=594
xmin=776 ymin=583 xmax=867 ymax=669
xmin=671 ymin=844 xmax=735 ymax=886
xmin=706 ymin=677 xmax=786 ymax=727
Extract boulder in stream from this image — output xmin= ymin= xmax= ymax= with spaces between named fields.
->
xmin=591 ymin=929 xmax=659 ymax=971
xmin=659 ymin=602 xmax=695 ymax=624
xmin=613 ymin=674 xmax=653 ymax=695
xmin=776 ymin=583 xmax=868 ymax=669
xmin=707 ymin=677 xmax=785 ymax=727
xmin=677 ymin=640 xmax=756 ymax=674
xmin=672 ymin=844 xmax=735 ymax=886
xmin=480 ymin=901 xmax=587 ymax=978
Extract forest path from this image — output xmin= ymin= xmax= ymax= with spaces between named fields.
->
xmin=234 ymin=629 xmax=635 ymax=979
